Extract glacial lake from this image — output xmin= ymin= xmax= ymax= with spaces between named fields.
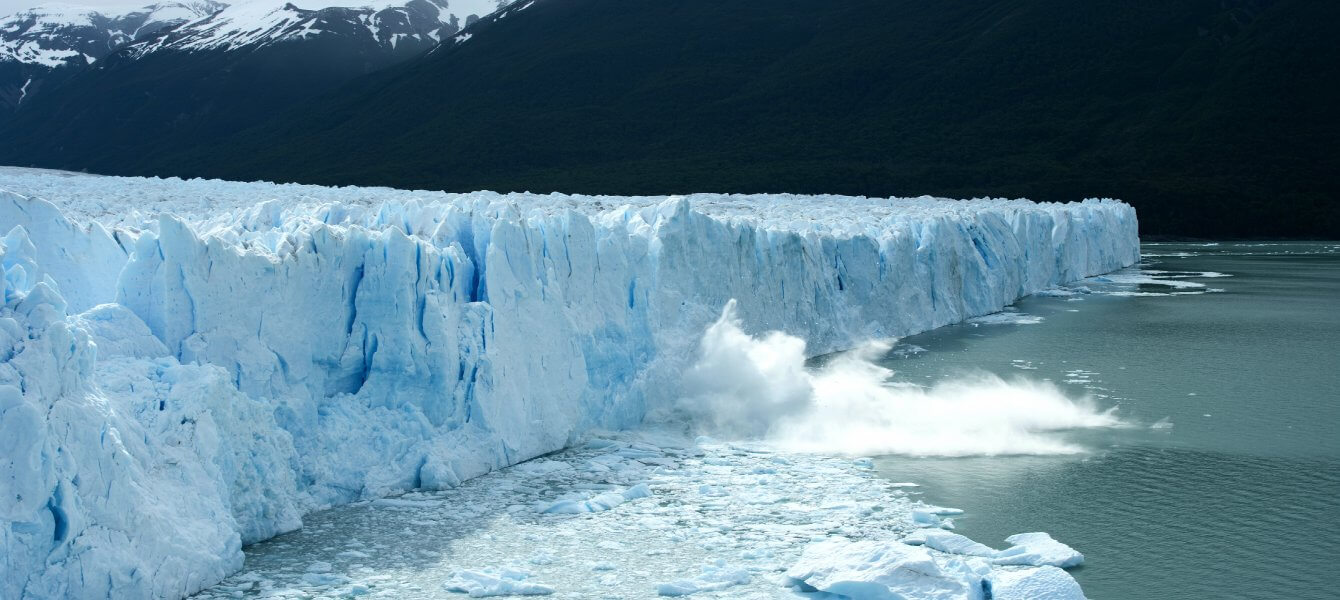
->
xmin=874 ymin=242 xmax=1340 ymax=600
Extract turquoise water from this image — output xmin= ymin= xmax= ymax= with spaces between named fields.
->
xmin=873 ymin=242 xmax=1340 ymax=600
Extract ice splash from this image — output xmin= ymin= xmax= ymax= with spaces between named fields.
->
xmin=680 ymin=300 xmax=1120 ymax=456
xmin=680 ymin=302 xmax=814 ymax=438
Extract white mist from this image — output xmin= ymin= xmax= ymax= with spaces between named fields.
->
xmin=680 ymin=300 xmax=1120 ymax=456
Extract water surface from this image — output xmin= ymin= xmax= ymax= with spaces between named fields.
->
xmin=875 ymin=242 xmax=1340 ymax=600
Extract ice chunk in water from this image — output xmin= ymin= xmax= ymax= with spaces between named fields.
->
xmin=443 ymin=568 xmax=555 ymax=596
xmin=912 ymin=505 xmax=963 ymax=528
xmin=921 ymin=531 xmax=999 ymax=557
xmin=989 ymin=566 xmax=1086 ymax=599
xmin=992 ymin=532 xmax=1085 ymax=568
xmin=784 ymin=539 xmax=986 ymax=599
xmin=540 ymin=483 xmax=652 ymax=514
xmin=655 ymin=560 xmax=750 ymax=596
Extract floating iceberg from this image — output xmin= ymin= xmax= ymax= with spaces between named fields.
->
xmin=911 ymin=505 xmax=964 ymax=529
xmin=992 ymin=532 xmax=1086 ymax=568
xmin=539 ymin=482 xmax=651 ymax=514
xmin=919 ymin=531 xmax=999 ymax=557
xmin=988 ymin=566 xmax=1087 ymax=600
xmin=785 ymin=537 xmax=1086 ymax=600
xmin=903 ymin=529 xmax=1084 ymax=569
xmin=443 ymin=568 xmax=555 ymax=596
xmin=0 ymin=171 xmax=1137 ymax=598
xmin=656 ymin=560 xmax=751 ymax=596
xmin=784 ymin=538 xmax=990 ymax=599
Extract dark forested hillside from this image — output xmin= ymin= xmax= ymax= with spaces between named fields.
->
xmin=4 ymin=0 xmax=1337 ymax=238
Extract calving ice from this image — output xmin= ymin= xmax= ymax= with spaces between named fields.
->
xmin=680 ymin=301 xmax=1122 ymax=457
xmin=0 ymin=170 xmax=1138 ymax=598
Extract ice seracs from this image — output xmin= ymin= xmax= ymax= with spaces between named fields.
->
xmin=0 ymin=170 xmax=1136 ymax=598
xmin=1 ymin=213 xmax=300 ymax=598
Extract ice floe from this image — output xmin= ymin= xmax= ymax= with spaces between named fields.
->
xmin=992 ymin=532 xmax=1085 ymax=568
xmin=655 ymin=560 xmax=751 ymax=596
xmin=443 ymin=568 xmax=555 ymax=596
xmin=784 ymin=538 xmax=991 ymax=599
xmin=988 ymin=566 xmax=1087 ymax=599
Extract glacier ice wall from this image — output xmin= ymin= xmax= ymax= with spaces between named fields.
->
xmin=0 ymin=172 xmax=1138 ymax=599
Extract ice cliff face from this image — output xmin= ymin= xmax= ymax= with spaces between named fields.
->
xmin=0 ymin=171 xmax=1138 ymax=598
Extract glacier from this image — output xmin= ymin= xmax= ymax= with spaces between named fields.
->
xmin=0 ymin=169 xmax=1138 ymax=599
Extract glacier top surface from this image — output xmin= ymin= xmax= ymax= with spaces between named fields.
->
xmin=0 ymin=166 xmax=1127 ymax=240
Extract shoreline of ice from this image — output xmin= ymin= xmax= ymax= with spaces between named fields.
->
xmin=0 ymin=169 xmax=1136 ymax=598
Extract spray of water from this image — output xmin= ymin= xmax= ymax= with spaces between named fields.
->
xmin=679 ymin=300 xmax=1121 ymax=456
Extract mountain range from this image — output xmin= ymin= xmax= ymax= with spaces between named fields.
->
xmin=1 ymin=0 xmax=1336 ymax=238
xmin=0 ymin=0 xmax=501 ymax=147
xmin=1 ymin=1 xmax=224 ymax=110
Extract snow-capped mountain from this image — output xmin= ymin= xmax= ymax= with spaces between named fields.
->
xmin=126 ymin=0 xmax=504 ymax=57
xmin=0 ymin=1 xmax=223 ymax=109
xmin=0 ymin=1 xmax=223 ymax=68
xmin=0 ymin=0 xmax=514 ymax=172
xmin=0 ymin=0 xmax=504 ymax=111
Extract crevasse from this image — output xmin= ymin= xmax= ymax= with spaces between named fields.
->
xmin=0 ymin=177 xmax=1138 ymax=599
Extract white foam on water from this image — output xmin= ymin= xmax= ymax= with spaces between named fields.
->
xmin=679 ymin=301 xmax=1121 ymax=457
xmin=968 ymin=311 xmax=1045 ymax=326
xmin=1066 ymin=266 xmax=1237 ymax=298
xmin=1091 ymin=272 xmax=1207 ymax=289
